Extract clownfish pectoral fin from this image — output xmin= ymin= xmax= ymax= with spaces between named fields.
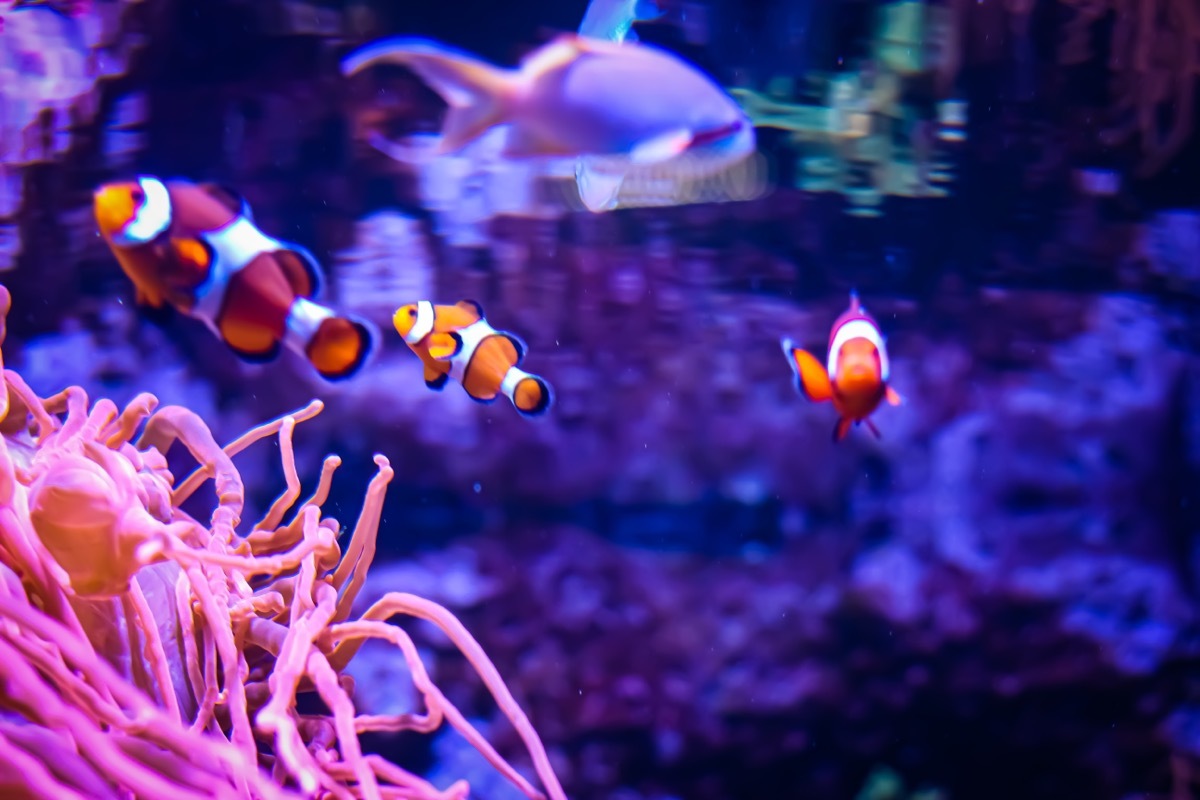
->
xmin=833 ymin=416 xmax=853 ymax=443
xmin=304 ymin=313 xmax=378 ymax=381
xmin=427 ymin=331 xmax=464 ymax=361
xmin=780 ymin=338 xmax=833 ymax=403
xmin=864 ymin=418 xmax=882 ymax=439
xmin=455 ymin=299 xmax=485 ymax=320
xmin=423 ymin=364 xmax=450 ymax=391
xmin=198 ymin=183 xmax=255 ymax=222
xmin=885 ymin=386 xmax=904 ymax=406
xmin=272 ymin=243 xmax=325 ymax=299
xmin=168 ymin=237 xmax=214 ymax=285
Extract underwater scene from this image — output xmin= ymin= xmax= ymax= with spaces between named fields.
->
xmin=1 ymin=0 xmax=1199 ymax=798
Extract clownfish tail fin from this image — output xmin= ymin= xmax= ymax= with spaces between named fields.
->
xmin=500 ymin=366 xmax=553 ymax=418
xmin=780 ymin=337 xmax=832 ymax=403
xmin=289 ymin=299 xmax=378 ymax=381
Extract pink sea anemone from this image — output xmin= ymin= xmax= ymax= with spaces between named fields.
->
xmin=0 ymin=283 xmax=566 ymax=800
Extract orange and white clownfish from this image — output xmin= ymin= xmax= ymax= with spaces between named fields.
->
xmin=392 ymin=299 xmax=553 ymax=418
xmin=92 ymin=176 xmax=377 ymax=381
xmin=781 ymin=291 xmax=903 ymax=442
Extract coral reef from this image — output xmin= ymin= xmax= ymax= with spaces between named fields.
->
xmin=0 ymin=283 xmax=565 ymax=799
xmin=348 ymin=520 xmax=1197 ymax=800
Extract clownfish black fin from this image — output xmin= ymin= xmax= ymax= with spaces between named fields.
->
xmin=498 ymin=331 xmax=527 ymax=364
xmin=864 ymin=418 xmax=882 ymax=439
xmin=273 ymin=243 xmax=325 ymax=299
xmin=423 ymin=365 xmax=450 ymax=391
xmin=462 ymin=383 xmax=499 ymax=404
xmin=224 ymin=336 xmax=282 ymax=364
xmin=427 ymin=331 xmax=463 ymax=361
xmin=198 ymin=183 xmax=255 ymax=222
xmin=456 ymin=298 xmax=485 ymax=319
xmin=305 ymin=314 xmax=377 ymax=381
xmin=502 ymin=368 xmax=553 ymax=418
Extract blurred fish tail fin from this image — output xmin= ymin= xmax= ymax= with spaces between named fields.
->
xmin=341 ymin=37 xmax=516 ymax=153
xmin=633 ymin=0 xmax=665 ymax=22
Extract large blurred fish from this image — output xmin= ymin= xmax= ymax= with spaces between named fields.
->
xmin=578 ymin=0 xmax=664 ymax=42
xmin=780 ymin=292 xmax=904 ymax=442
xmin=93 ymin=177 xmax=377 ymax=381
xmin=341 ymin=33 xmax=755 ymax=212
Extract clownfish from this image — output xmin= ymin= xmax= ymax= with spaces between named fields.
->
xmin=781 ymin=291 xmax=903 ymax=442
xmin=392 ymin=299 xmax=553 ymax=418
xmin=93 ymin=176 xmax=377 ymax=381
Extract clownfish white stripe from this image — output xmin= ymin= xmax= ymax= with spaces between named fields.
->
xmin=205 ymin=216 xmax=282 ymax=270
xmin=190 ymin=216 xmax=281 ymax=324
xmin=448 ymin=318 xmax=498 ymax=383
xmin=283 ymin=297 xmax=335 ymax=352
xmin=828 ymin=318 xmax=889 ymax=381
xmin=500 ymin=365 xmax=532 ymax=399
xmin=119 ymin=177 xmax=172 ymax=245
xmin=406 ymin=300 xmax=436 ymax=344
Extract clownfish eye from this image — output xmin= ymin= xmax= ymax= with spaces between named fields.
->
xmin=130 ymin=187 xmax=145 ymax=204
xmin=407 ymin=307 xmax=417 ymax=318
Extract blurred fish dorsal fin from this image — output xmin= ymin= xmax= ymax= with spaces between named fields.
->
xmin=522 ymin=35 xmax=591 ymax=76
xmin=630 ymin=128 xmax=693 ymax=164
xmin=575 ymin=160 xmax=624 ymax=213
xmin=633 ymin=0 xmax=665 ymax=20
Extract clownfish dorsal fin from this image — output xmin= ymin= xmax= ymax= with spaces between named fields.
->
xmin=198 ymin=183 xmax=255 ymax=222
xmin=848 ymin=288 xmax=862 ymax=313
xmin=456 ymin=299 xmax=485 ymax=320
xmin=272 ymin=242 xmax=325 ymax=299
xmin=427 ymin=331 xmax=463 ymax=361
xmin=423 ymin=364 xmax=450 ymax=391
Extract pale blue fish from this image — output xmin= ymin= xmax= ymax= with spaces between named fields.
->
xmin=578 ymin=0 xmax=664 ymax=43
xmin=341 ymin=34 xmax=755 ymax=212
